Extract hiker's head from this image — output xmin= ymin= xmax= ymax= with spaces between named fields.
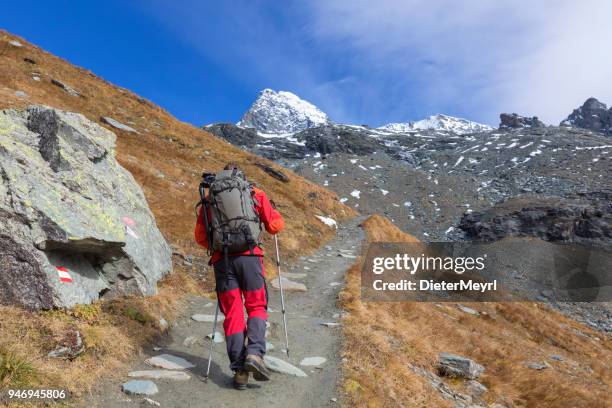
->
xmin=224 ymin=162 xmax=239 ymax=171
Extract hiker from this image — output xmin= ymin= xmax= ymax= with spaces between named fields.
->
xmin=195 ymin=163 xmax=284 ymax=390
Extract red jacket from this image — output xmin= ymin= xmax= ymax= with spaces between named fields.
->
xmin=195 ymin=187 xmax=284 ymax=264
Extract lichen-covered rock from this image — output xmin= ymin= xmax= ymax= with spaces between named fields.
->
xmin=0 ymin=105 xmax=171 ymax=309
xmin=437 ymin=353 xmax=485 ymax=379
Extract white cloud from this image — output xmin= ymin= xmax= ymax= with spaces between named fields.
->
xmin=142 ymin=0 xmax=612 ymax=126
xmin=305 ymin=0 xmax=612 ymax=124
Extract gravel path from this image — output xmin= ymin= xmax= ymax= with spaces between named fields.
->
xmin=88 ymin=217 xmax=365 ymax=408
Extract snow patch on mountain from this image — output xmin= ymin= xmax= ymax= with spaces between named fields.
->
xmin=238 ymin=89 xmax=329 ymax=134
xmin=379 ymin=114 xmax=493 ymax=135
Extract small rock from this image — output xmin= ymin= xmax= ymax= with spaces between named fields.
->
xmin=101 ymin=116 xmax=138 ymax=133
xmin=158 ymin=318 xmax=168 ymax=331
xmin=329 ymin=282 xmax=342 ymax=287
xmin=283 ymin=272 xmax=307 ymax=279
xmin=145 ymin=354 xmax=195 ymax=370
xmin=14 ymin=90 xmax=28 ymax=98
xmin=8 ymin=40 xmax=23 ymax=47
xmin=271 ymin=276 xmax=307 ymax=292
xmin=456 ymin=304 xmax=480 ymax=316
xmin=320 ymin=322 xmax=341 ymax=328
xmin=128 ymin=370 xmax=190 ymax=381
xmin=122 ymin=380 xmax=158 ymax=396
xmin=437 ymin=353 xmax=485 ymax=379
xmin=142 ymin=397 xmax=161 ymax=407
xmin=206 ymin=331 xmax=225 ymax=343
xmin=549 ymin=354 xmax=564 ymax=361
xmin=191 ymin=314 xmax=224 ymax=323
xmin=337 ymin=253 xmax=357 ymax=259
xmin=183 ymin=336 xmax=199 ymax=347
xmin=51 ymin=78 xmax=80 ymax=96
xmin=264 ymin=355 xmax=308 ymax=377
xmin=142 ymin=398 xmax=161 ymax=407
xmin=152 ymin=346 xmax=162 ymax=351
xmin=331 ymin=397 xmax=338 ymax=403
xmin=466 ymin=380 xmax=488 ymax=396
xmin=32 ymin=75 xmax=41 ymax=81
xmin=300 ymin=356 xmax=327 ymax=366
xmin=525 ymin=361 xmax=550 ymax=370
xmin=47 ymin=329 xmax=85 ymax=359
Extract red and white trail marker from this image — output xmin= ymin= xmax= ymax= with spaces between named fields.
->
xmin=122 ymin=216 xmax=136 ymax=227
xmin=56 ymin=266 xmax=73 ymax=283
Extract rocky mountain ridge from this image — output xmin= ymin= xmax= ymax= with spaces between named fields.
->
xmin=380 ymin=113 xmax=493 ymax=134
xmin=561 ymin=97 xmax=612 ymax=136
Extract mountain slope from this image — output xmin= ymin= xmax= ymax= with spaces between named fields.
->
xmin=238 ymin=88 xmax=329 ymax=134
xmin=0 ymin=29 xmax=355 ymax=398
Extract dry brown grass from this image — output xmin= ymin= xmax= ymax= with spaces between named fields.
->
xmin=340 ymin=215 xmax=611 ymax=408
xmin=0 ymin=265 xmax=202 ymax=405
xmin=0 ymin=30 xmax=355 ymax=403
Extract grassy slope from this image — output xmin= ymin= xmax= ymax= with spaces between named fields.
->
xmin=340 ymin=215 xmax=611 ymax=408
xmin=0 ymin=30 xmax=355 ymax=401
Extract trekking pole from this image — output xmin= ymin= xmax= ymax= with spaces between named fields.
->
xmin=204 ymin=300 xmax=220 ymax=382
xmin=274 ymin=234 xmax=290 ymax=357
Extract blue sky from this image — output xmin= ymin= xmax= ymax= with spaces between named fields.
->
xmin=2 ymin=1 xmax=611 ymax=127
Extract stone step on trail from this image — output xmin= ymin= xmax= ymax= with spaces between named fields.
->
xmin=145 ymin=354 xmax=195 ymax=370
xmin=300 ymin=357 xmax=327 ymax=366
xmin=264 ymin=355 xmax=308 ymax=377
xmin=270 ymin=276 xmax=307 ymax=292
xmin=191 ymin=314 xmax=224 ymax=323
xmin=122 ymin=380 xmax=159 ymax=396
xmin=128 ymin=370 xmax=190 ymax=381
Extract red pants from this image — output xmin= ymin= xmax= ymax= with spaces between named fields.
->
xmin=214 ymin=255 xmax=267 ymax=371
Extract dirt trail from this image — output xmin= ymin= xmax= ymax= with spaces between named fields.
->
xmin=89 ymin=217 xmax=365 ymax=408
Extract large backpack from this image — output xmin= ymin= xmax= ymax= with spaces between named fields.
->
xmin=207 ymin=168 xmax=263 ymax=254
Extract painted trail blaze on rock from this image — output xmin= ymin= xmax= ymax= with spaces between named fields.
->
xmin=56 ymin=266 xmax=73 ymax=283
xmin=0 ymin=105 xmax=172 ymax=309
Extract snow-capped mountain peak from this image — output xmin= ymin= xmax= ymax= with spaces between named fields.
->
xmin=379 ymin=114 xmax=493 ymax=135
xmin=238 ymin=88 xmax=329 ymax=134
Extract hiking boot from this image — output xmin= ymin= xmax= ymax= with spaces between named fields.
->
xmin=244 ymin=354 xmax=271 ymax=381
xmin=233 ymin=370 xmax=249 ymax=390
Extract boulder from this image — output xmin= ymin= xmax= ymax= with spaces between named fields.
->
xmin=437 ymin=353 xmax=485 ymax=379
xmin=0 ymin=106 xmax=171 ymax=309
xmin=499 ymin=113 xmax=545 ymax=129
xmin=255 ymin=163 xmax=290 ymax=183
